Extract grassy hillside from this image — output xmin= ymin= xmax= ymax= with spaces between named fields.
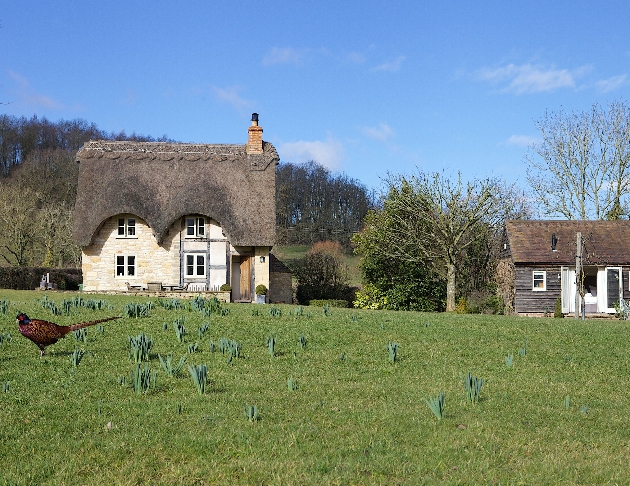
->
xmin=0 ymin=290 xmax=629 ymax=484
xmin=272 ymin=244 xmax=363 ymax=288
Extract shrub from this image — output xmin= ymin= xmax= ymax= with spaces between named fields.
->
xmin=455 ymin=297 xmax=468 ymax=314
xmin=292 ymin=250 xmax=353 ymax=305
xmin=255 ymin=284 xmax=267 ymax=295
xmin=220 ymin=284 xmax=231 ymax=291
xmin=309 ymin=299 xmax=348 ymax=308
xmin=353 ymin=283 xmax=388 ymax=310
xmin=0 ymin=267 xmax=82 ymax=290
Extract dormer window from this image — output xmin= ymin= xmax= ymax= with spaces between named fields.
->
xmin=186 ymin=217 xmax=205 ymax=238
xmin=117 ymin=218 xmax=136 ymax=238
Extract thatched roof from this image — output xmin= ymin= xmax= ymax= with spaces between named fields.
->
xmin=506 ymin=220 xmax=630 ymax=265
xmin=73 ymin=140 xmax=279 ymax=247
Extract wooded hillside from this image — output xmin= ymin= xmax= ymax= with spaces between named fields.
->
xmin=0 ymin=114 xmax=372 ymax=267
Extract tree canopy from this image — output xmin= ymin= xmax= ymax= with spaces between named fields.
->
xmin=353 ymin=172 xmax=530 ymax=312
xmin=275 ymin=161 xmax=375 ymax=248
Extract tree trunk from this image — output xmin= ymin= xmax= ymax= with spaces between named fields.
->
xmin=446 ymin=262 xmax=456 ymax=312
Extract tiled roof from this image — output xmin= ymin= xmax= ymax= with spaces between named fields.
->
xmin=506 ymin=220 xmax=630 ymax=265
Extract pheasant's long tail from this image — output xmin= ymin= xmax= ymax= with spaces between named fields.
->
xmin=68 ymin=316 xmax=121 ymax=332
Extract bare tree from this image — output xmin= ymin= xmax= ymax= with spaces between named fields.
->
xmin=0 ymin=186 xmax=38 ymax=266
xmin=526 ymin=100 xmax=630 ymax=220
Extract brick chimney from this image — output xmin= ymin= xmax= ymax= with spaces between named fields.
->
xmin=246 ymin=113 xmax=264 ymax=155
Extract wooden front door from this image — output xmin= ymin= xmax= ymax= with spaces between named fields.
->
xmin=239 ymin=256 xmax=251 ymax=301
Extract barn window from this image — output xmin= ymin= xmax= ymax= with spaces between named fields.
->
xmin=115 ymin=255 xmax=136 ymax=277
xmin=186 ymin=217 xmax=205 ymax=237
xmin=185 ymin=253 xmax=206 ymax=277
xmin=532 ymin=271 xmax=546 ymax=291
xmin=117 ymin=218 xmax=136 ymax=238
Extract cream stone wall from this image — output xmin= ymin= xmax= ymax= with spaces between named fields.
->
xmin=81 ymin=215 xmax=180 ymax=291
xmin=81 ymin=215 xmax=269 ymax=297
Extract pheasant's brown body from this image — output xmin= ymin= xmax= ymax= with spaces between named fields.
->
xmin=16 ymin=313 xmax=120 ymax=356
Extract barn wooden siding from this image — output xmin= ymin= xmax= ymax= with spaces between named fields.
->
xmin=515 ymin=265 xmax=630 ymax=314
xmin=514 ymin=265 xmax=561 ymax=314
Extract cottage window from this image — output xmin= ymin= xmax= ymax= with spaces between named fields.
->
xmin=117 ymin=218 xmax=136 ymax=238
xmin=532 ymin=271 xmax=546 ymax=291
xmin=116 ymin=255 xmax=136 ymax=277
xmin=186 ymin=253 xmax=206 ymax=277
xmin=186 ymin=217 xmax=205 ymax=238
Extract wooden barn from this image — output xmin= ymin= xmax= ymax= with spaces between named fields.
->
xmin=72 ymin=114 xmax=291 ymax=302
xmin=502 ymin=220 xmax=630 ymax=316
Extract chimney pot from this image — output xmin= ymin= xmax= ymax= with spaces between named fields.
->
xmin=247 ymin=113 xmax=263 ymax=154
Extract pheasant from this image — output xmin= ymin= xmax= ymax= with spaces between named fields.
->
xmin=16 ymin=312 xmax=121 ymax=356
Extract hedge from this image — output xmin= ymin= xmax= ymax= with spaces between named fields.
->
xmin=0 ymin=267 xmax=82 ymax=290
xmin=308 ymin=299 xmax=348 ymax=308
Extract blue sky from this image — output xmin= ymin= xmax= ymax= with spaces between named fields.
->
xmin=2 ymin=1 xmax=629 ymax=191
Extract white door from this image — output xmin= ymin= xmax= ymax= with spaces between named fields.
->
xmin=561 ymin=266 xmax=575 ymax=314
xmin=605 ymin=267 xmax=622 ymax=313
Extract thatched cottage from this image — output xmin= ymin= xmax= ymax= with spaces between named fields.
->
xmin=73 ymin=114 xmax=291 ymax=303
xmin=501 ymin=220 xmax=630 ymax=315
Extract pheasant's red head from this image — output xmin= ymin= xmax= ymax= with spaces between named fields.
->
xmin=16 ymin=313 xmax=30 ymax=324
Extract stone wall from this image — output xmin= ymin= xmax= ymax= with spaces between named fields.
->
xmin=269 ymin=271 xmax=293 ymax=303
xmin=82 ymin=215 xmax=179 ymax=292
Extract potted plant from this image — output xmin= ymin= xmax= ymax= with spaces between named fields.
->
xmin=255 ymin=284 xmax=267 ymax=304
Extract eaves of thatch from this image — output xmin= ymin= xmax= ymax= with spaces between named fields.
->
xmin=72 ymin=140 xmax=279 ymax=247
xmin=506 ymin=220 xmax=630 ymax=266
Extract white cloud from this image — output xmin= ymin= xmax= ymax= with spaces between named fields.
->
xmin=211 ymin=85 xmax=250 ymax=110
xmin=359 ymin=123 xmax=394 ymax=142
xmin=8 ymin=70 xmax=64 ymax=110
xmin=278 ymin=136 xmax=345 ymax=171
xmin=346 ymin=51 xmax=366 ymax=64
xmin=262 ymin=47 xmax=307 ymax=66
xmin=372 ymin=55 xmax=406 ymax=73
xmin=596 ymin=74 xmax=627 ymax=93
xmin=506 ymin=134 xmax=540 ymax=147
xmin=476 ymin=63 xmax=590 ymax=93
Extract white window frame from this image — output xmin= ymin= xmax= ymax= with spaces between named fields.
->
xmin=185 ymin=253 xmax=206 ymax=278
xmin=186 ymin=217 xmax=205 ymax=238
xmin=117 ymin=217 xmax=137 ymax=238
xmin=115 ymin=255 xmax=136 ymax=277
xmin=532 ymin=270 xmax=546 ymax=291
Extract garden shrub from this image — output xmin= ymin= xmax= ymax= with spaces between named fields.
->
xmin=0 ymin=267 xmax=82 ymax=290
xmin=292 ymin=248 xmax=354 ymax=306
xmin=309 ymin=299 xmax=348 ymax=308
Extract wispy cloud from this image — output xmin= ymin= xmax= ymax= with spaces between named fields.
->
xmin=8 ymin=70 xmax=65 ymax=110
xmin=359 ymin=123 xmax=394 ymax=142
xmin=346 ymin=51 xmax=366 ymax=64
xmin=211 ymin=85 xmax=251 ymax=111
xmin=372 ymin=55 xmax=406 ymax=73
xmin=262 ymin=47 xmax=308 ymax=66
xmin=476 ymin=63 xmax=591 ymax=93
xmin=278 ymin=135 xmax=345 ymax=171
xmin=506 ymin=134 xmax=540 ymax=147
xmin=595 ymin=74 xmax=627 ymax=93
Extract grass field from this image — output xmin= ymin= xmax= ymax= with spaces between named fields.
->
xmin=1 ymin=290 xmax=629 ymax=484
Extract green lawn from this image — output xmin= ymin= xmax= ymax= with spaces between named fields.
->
xmin=1 ymin=290 xmax=629 ymax=484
